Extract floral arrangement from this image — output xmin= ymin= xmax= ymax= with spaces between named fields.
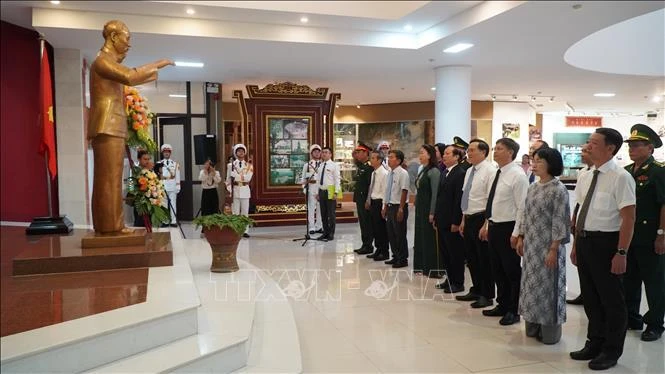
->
xmin=126 ymin=167 xmax=170 ymax=231
xmin=124 ymin=86 xmax=157 ymax=152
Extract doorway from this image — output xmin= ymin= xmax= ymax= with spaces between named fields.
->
xmin=157 ymin=116 xmax=193 ymax=220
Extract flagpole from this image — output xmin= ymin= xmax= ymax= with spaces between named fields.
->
xmin=39 ymin=35 xmax=54 ymax=218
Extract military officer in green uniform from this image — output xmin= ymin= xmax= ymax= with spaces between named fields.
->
xmin=624 ymin=123 xmax=665 ymax=342
xmin=353 ymin=142 xmax=375 ymax=255
xmin=452 ymin=136 xmax=471 ymax=171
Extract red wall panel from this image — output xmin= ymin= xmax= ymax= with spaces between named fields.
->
xmin=1 ymin=21 xmax=58 ymax=221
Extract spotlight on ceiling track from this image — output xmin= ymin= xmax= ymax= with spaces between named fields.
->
xmin=491 ymin=95 xmax=496 ymax=101
xmin=549 ymin=97 xmax=554 ymax=102
xmin=512 ymin=95 xmax=518 ymax=101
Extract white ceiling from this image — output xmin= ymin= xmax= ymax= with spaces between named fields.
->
xmin=1 ymin=1 xmax=663 ymax=115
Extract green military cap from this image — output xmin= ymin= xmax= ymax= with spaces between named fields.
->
xmin=452 ymin=136 xmax=469 ymax=150
xmin=625 ymin=123 xmax=662 ymax=148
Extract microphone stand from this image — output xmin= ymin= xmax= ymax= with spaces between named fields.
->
xmin=293 ymin=160 xmax=322 ymax=246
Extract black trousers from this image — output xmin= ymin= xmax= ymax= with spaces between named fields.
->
xmin=625 ymin=243 xmax=665 ymax=332
xmin=319 ymin=190 xmax=337 ymax=238
xmin=442 ymin=228 xmax=465 ymax=288
xmin=386 ymin=204 xmax=408 ymax=262
xmin=488 ymin=221 xmax=521 ymax=314
xmin=201 ymin=188 xmax=220 ymax=216
xmin=356 ymin=200 xmax=374 ymax=249
xmin=370 ymin=199 xmax=389 ymax=256
xmin=577 ymin=231 xmax=627 ymax=358
xmin=462 ymin=212 xmax=495 ymax=299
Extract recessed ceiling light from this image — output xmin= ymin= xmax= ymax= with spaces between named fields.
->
xmin=430 ymin=87 xmax=436 ymax=91
xmin=300 ymin=16 xmax=308 ymax=23
xmin=186 ymin=8 xmax=195 ymax=15
xmin=593 ymin=93 xmax=615 ymax=97
xmin=356 ymin=105 xmax=361 ymax=109
xmin=169 ymin=94 xmax=187 ymax=98
xmin=404 ymin=24 xmax=412 ymax=31
xmin=174 ymin=61 xmax=204 ymax=68
xmin=335 ymin=104 xmax=339 ymax=108
xmin=50 ymin=1 xmax=60 ymax=4
xmin=443 ymin=43 xmax=474 ymax=54
xmin=572 ymin=4 xmax=583 ymax=10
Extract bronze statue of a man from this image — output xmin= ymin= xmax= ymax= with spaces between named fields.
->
xmin=89 ymin=20 xmax=173 ymax=234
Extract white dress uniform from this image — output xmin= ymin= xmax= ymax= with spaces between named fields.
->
xmin=226 ymin=144 xmax=253 ymax=222
xmin=159 ymin=144 xmax=180 ymax=224
xmin=300 ymin=144 xmax=323 ymax=232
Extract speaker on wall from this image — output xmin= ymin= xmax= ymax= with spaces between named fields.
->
xmin=194 ymin=134 xmax=217 ymax=165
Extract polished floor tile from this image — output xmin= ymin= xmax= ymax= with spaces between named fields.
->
xmin=181 ymin=194 xmax=659 ymax=373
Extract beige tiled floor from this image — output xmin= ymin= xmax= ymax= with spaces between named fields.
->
xmin=183 ymin=212 xmax=663 ymax=373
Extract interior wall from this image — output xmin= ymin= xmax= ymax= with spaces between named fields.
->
xmin=491 ymin=101 xmax=534 ymax=158
xmin=0 ymin=21 xmax=54 ymax=222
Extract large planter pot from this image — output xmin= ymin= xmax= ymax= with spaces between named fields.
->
xmin=202 ymin=226 xmax=241 ymax=273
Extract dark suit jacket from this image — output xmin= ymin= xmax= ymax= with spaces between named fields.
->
xmin=435 ymin=164 xmax=465 ymax=230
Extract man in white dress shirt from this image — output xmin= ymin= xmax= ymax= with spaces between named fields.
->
xmin=381 ymin=150 xmax=410 ymax=268
xmin=316 ymin=147 xmax=341 ymax=242
xmin=479 ymin=138 xmax=528 ymax=325
xmin=226 ymin=143 xmax=253 ymax=238
xmin=365 ymin=150 xmax=390 ymax=261
xmin=570 ymin=128 xmax=636 ymax=371
xmin=159 ymin=144 xmax=181 ymax=227
xmin=456 ymin=139 xmax=497 ymax=309
xmin=300 ymin=144 xmax=323 ymax=234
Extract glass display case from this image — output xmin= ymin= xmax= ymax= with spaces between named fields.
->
xmin=333 ymin=123 xmax=358 ymax=192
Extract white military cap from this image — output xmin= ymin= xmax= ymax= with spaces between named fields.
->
xmin=233 ymin=143 xmax=247 ymax=155
xmin=377 ymin=141 xmax=390 ymax=150
xmin=309 ymin=144 xmax=322 ymax=153
xmin=161 ymin=144 xmax=172 ymax=152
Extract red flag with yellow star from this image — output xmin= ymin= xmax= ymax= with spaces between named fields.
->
xmin=39 ymin=45 xmax=57 ymax=179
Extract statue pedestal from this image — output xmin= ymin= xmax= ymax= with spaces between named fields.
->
xmin=81 ymin=229 xmax=147 ymax=248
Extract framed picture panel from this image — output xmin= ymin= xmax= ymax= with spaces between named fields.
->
xmin=265 ymin=115 xmax=312 ymax=187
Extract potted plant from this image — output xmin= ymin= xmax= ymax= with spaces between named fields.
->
xmin=193 ymin=213 xmax=254 ymax=273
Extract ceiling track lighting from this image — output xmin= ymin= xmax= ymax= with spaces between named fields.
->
xmin=512 ymin=95 xmax=518 ymax=101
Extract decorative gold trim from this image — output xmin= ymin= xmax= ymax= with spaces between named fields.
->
xmin=247 ymin=82 xmax=328 ymax=99
xmin=256 ymin=204 xmax=307 ymax=213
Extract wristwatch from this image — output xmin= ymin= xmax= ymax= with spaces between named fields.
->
xmin=657 ymin=229 xmax=664 ymax=235
xmin=617 ymin=248 xmax=627 ymax=256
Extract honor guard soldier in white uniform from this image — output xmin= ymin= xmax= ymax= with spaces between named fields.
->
xmin=226 ymin=143 xmax=253 ymax=237
xmin=301 ymin=144 xmax=324 ymax=234
xmin=160 ymin=144 xmax=180 ymax=227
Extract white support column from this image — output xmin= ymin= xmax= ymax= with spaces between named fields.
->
xmin=434 ymin=65 xmax=472 ymax=144
xmin=54 ymin=48 xmax=89 ymax=225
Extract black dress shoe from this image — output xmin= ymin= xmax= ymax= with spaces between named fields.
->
xmin=392 ymin=260 xmax=408 ymax=269
xmin=443 ymin=284 xmax=464 ymax=294
xmin=357 ymin=248 xmax=374 ymax=255
xmin=570 ymin=341 xmax=602 ymax=361
xmin=315 ymin=235 xmax=329 ymax=242
xmin=309 ymin=230 xmax=316 ymax=234
xmin=482 ymin=306 xmax=505 ymax=317
xmin=456 ymin=292 xmax=480 ymax=302
xmin=641 ymin=328 xmax=664 ymax=342
xmin=435 ymin=281 xmax=449 ymax=290
xmin=499 ymin=312 xmax=520 ymax=326
xmin=328 ymin=236 xmax=334 ymax=240
xmin=367 ymin=252 xmax=377 ymax=258
xmin=385 ymin=259 xmax=396 ymax=265
xmin=373 ymin=254 xmax=388 ymax=261
xmin=566 ymin=294 xmax=584 ymax=305
xmin=627 ymin=321 xmax=644 ymax=330
xmin=588 ymin=353 xmax=617 ymax=371
xmin=170 ymin=223 xmax=178 ymax=228
xmin=242 ymin=233 xmax=250 ymax=238
xmin=471 ymin=296 xmax=493 ymax=309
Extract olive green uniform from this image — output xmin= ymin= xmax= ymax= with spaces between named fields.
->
xmin=624 ymin=156 xmax=665 ymax=333
xmin=354 ymin=161 xmax=374 ymax=251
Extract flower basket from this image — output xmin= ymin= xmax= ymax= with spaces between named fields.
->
xmin=193 ymin=213 xmax=254 ymax=273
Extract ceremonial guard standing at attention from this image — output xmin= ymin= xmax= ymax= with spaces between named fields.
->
xmin=353 ymin=142 xmax=375 ymax=255
xmin=226 ymin=143 xmax=253 ymax=238
xmin=623 ymin=124 xmax=665 ymax=342
xmin=159 ymin=144 xmax=180 ymax=227
xmin=300 ymin=144 xmax=324 ymax=234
